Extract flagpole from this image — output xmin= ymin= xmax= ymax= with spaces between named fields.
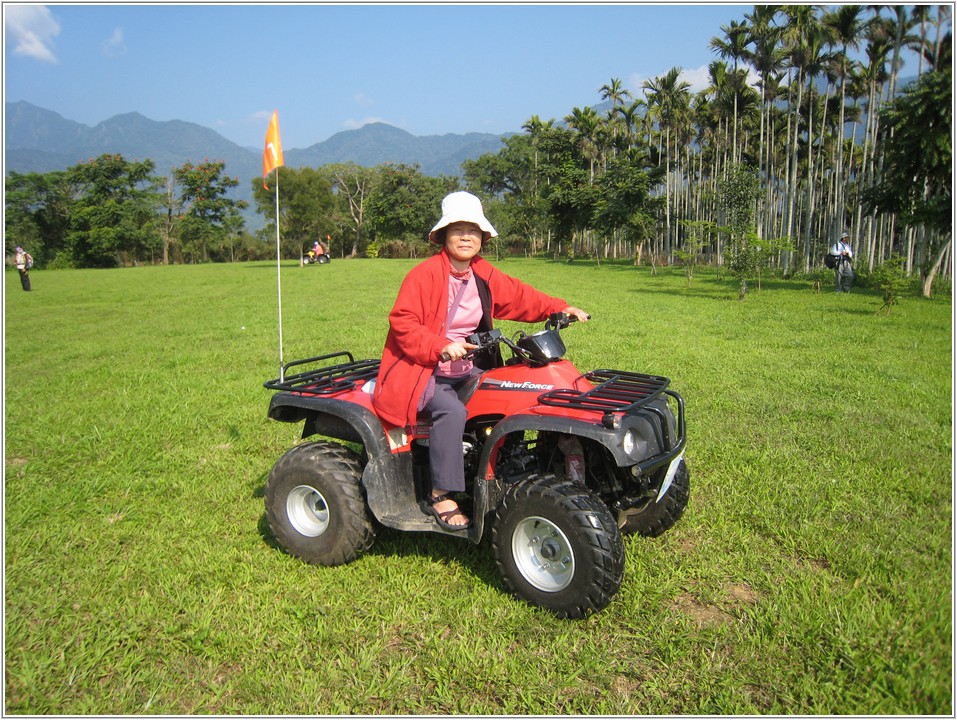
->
xmin=263 ymin=110 xmax=285 ymax=383
xmin=275 ymin=169 xmax=284 ymax=383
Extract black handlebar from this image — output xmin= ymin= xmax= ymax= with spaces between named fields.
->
xmin=544 ymin=311 xmax=589 ymax=331
xmin=438 ymin=312 xmax=588 ymax=363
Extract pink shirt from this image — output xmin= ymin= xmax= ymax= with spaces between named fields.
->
xmin=435 ymin=274 xmax=482 ymax=378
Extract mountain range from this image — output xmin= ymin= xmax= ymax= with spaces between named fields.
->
xmin=4 ymin=101 xmax=513 ymax=229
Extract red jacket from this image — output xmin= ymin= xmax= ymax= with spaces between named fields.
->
xmin=372 ymin=251 xmax=568 ymax=427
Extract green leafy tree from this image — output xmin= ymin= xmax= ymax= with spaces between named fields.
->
xmin=464 ymin=133 xmax=553 ymax=256
xmin=718 ymin=163 xmax=760 ymax=299
xmin=675 ymin=220 xmax=717 ymax=286
xmin=66 ymin=154 xmax=161 ymax=267
xmin=252 ymin=166 xmax=338 ymax=259
xmin=366 ymin=164 xmax=455 ymax=257
xmin=864 ymin=63 xmax=952 ymax=296
xmin=547 ymin=159 xmax=597 ymax=260
xmin=5 ymin=170 xmax=73 ymax=267
xmin=594 ymin=151 xmax=662 ymax=265
xmin=871 ymin=254 xmax=910 ymax=315
xmin=750 ymin=233 xmax=794 ymax=292
xmin=174 ymin=161 xmax=247 ymax=262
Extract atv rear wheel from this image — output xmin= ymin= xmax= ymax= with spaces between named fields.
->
xmin=492 ymin=474 xmax=624 ymax=618
xmin=619 ymin=458 xmax=690 ymax=537
xmin=265 ymin=440 xmax=374 ymax=566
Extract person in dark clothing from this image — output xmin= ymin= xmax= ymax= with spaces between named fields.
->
xmin=830 ymin=231 xmax=854 ymax=293
xmin=14 ymin=246 xmax=32 ymax=291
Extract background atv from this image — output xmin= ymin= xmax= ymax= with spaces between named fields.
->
xmin=263 ymin=314 xmax=688 ymax=618
xmin=304 ymin=250 xmax=330 ymax=264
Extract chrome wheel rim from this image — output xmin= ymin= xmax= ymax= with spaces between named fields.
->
xmin=287 ymin=484 xmax=330 ymax=537
xmin=511 ymin=516 xmax=575 ymax=592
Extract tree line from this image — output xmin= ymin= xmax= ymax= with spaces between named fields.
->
xmin=5 ymin=6 xmax=951 ymax=296
xmin=5 ymin=155 xmax=250 ymax=268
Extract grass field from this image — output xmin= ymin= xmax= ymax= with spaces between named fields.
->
xmin=4 ymin=259 xmax=952 ymax=714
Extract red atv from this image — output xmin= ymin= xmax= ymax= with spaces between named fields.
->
xmin=263 ymin=314 xmax=688 ymax=618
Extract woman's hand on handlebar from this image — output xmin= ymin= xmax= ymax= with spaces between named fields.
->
xmin=562 ymin=306 xmax=590 ymax=323
xmin=439 ymin=340 xmax=478 ymax=362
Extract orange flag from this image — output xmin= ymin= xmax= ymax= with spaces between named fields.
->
xmin=263 ymin=110 xmax=284 ymax=189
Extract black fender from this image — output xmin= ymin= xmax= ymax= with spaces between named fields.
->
xmin=267 ymin=393 xmax=415 ymax=523
xmin=473 ymin=395 xmax=684 ymax=517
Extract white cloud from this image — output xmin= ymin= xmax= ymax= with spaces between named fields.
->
xmin=102 ymin=27 xmax=125 ymax=57
xmin=680 ymin=65 xmax=712 ymax=94
xmin=248 ymin=110 xmax=274 ymax=124
xmin=5 ymin=4 xmax=61 ymax=63
xmin=353 ymin=93 xmax=375 ymax=107
xmin=629 ymin=63 xmax=761 ymax=99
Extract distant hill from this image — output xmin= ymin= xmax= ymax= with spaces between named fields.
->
xmin=4 ymin=101 xmax=512 ymax=230
xmin=288 ymin=122 xmax=510 ymax=175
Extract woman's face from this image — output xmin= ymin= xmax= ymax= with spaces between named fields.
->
xmin=444 ymin=221 xmax=483 ymax=264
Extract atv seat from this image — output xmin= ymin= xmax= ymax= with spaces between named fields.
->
xmin=413 ymin=372 xmax=484 ymax=432
xmin=454 ymin=373 xmax=484 ymax=405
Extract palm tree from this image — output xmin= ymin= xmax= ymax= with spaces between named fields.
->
xmin=851 ymin=20 xmax=893 ymax=269
xmin=613 ymin=99 xmax=646 ymax=151
xmin=599 ymin=78 xmax=633 ymax=158
xmin=565 ymin=106 xmax=602 ymax=182
xmin=823 ymin=5 xmax=865 ymax=240
xmin=706 ymin=60 xmax=733 ymax=169
xmin=599 ymin=77 xmax=631 ymax=108
xmin=710 ymin=19 xmax=750 ymax=163
xmin=743 ymin=6 xmax=787 ymax=243
xmin=521 ymin=115 xmax=556 ymax=252
xmin=643 ymin=68 xmax=692 ymax=259
xmin=780 ymin=5 xmax=835 ymax=271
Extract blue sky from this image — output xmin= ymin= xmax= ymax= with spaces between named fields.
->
xmin=4 ymin=3 xmax=921 ymax=151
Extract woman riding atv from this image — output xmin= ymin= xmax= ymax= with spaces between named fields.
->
xmin=371 ymin=191 xmax=589 ymax=530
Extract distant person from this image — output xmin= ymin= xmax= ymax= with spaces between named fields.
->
xmin=830 ymin=231 xmax=854 ymax=293
xmin=14 ymin=246 xmax=32 ymax=292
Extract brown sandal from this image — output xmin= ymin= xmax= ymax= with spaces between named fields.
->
xmin=425 ymin=493 xmax=472 ymax=531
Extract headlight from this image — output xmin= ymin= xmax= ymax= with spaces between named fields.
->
xmin=622 ymin=429 xmax=637 ymax=456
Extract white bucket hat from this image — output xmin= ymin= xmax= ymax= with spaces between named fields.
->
xmin=429 ymin=191 xmax=498 ymax=244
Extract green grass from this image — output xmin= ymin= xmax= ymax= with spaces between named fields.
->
xmin=5 ymin=259 xmax=952 ymax=714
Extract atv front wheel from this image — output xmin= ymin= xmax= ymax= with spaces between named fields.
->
xmin=619 ymin=458 xmax=690 ymax=537
xmin=265 ymin=440 xmax=374 ymax=566
xmin=492 ymin=474 xmax=624 ymax=618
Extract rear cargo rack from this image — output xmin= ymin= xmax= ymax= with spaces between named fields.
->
xmin=264 ymin=352 xmax=379 ymax=396
xmin=538 ymin=369 xmax=670 ymax=414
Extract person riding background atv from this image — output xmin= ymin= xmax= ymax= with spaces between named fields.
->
xmin=371 ymin=191 xmax=589 ymax=530
xmin=306 ymin=235 xmax=331 ymax=264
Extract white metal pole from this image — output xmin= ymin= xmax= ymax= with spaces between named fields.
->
xmin=274 ymin=170 xmax=284 ymax=382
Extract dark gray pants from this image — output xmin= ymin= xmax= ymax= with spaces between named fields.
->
xmin=835 ymin=259 xmax=854 ymax=292
xmin=422 ymin=373 xmax=476 ymax=493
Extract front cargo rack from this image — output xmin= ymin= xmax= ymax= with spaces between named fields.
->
xmin=538 ymin=369 xmax=670 ymax=414
xmin=264 ymin=352 xmax=379 ymax=396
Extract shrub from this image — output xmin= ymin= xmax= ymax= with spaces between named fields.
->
xmin=871 ymin=254 xmax=910 ymax=315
